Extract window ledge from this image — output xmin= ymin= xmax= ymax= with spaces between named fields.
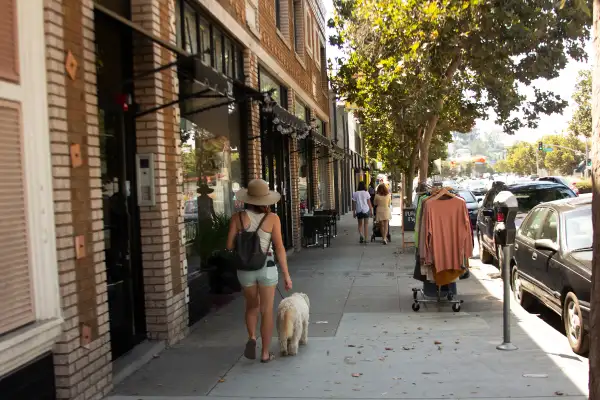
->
xmin=276 ymin=29 xmax=292 ymax=50
xmin=0 ymin=318 xmax=63 ymax=377
xmin=295 ymin=53 xmax=306 ymax=70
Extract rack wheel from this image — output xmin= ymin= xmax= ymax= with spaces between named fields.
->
xmin=413 ymin=290 xmax=418 ymax=300
xmin=412 ymin=302 xmax=420 ymax=312
xmin=452 ymin=303 xmax=461 ymax=312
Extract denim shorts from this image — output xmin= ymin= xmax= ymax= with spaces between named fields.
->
xmin=356 ymin=212 xmax=370 ymax=219
xmin=237 ymin=255 xmax=278 ymax=288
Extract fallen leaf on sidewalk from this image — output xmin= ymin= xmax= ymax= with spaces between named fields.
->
xmin=218 ymin=379 xmax=226 ymax=383
xmin=402 ymin=346 xmax=413 ymax=350
xmin=417 ymin=327 xmax=423 ymax=330
xmin=348 ymin=344 xmax=356 ymax=347
xmin=385 ymin=347 xmax=394 ymax=350
xmin=351 ymin=373 xmax=363 ymax=377
xmin=434 ymin=340 xmax=442 ymax=345
xmin=392 ymin=377 xmax=401 ymax=380
xmin=352 ymin=388 xmax=361 ymax=391
xmin=555 ymin=391 xmax=564 ymax=396
xmin=379 ymin=356 xmax=385 ymax=361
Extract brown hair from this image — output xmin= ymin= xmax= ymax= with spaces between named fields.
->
xmin=376 ymin=184 xmax=389 ymax=196
xmin=246 ymin=204 xmax=270 ymax=213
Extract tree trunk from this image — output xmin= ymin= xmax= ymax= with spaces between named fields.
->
xmin=405 ymin=128 xmax=422 ymax=201
xmin=590 ymin=1 xmax=600 ymax=397
xmin=418 ymin=113 xmax=441 ymax=183
xmin=417 ymin=56 xmax=462 ymax=183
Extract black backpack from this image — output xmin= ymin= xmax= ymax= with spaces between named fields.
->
xmin=233 ymin=212 xmax=272 ymax=271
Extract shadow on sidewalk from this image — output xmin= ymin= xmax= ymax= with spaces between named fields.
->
xmin=107 ymin=217 xmax=588 ymax=399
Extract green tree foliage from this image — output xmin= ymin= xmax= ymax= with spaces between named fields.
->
xmin=540 ymin=134 xmax=586 ymax=175
xmin=330 ymin=0 xmax=590 ymax=182
xmin=568 ymin=69 xmax=592 ymax=138
xmin=505 ymin=142 xmax=538 ymax=175
xmin=494 ymin=159 xmax=510 ymax=174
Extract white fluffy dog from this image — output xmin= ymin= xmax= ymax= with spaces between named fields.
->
xmin=277 ymin=292 xmax=310 ymax=356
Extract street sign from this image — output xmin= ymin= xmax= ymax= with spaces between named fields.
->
xmin=545 ymin=147 xmax=553 ymax=152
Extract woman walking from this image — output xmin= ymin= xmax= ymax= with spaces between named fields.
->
xmin=352 ymin=181 xmax=373 ymax=243
xmin=226 ymin=179 xmax=293 ymax=363
xmin=374 ymin=183 xmax=392 ymax=244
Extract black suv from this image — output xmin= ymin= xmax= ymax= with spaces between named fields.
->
xmin=476 ymin=181 xmax=577 ymax=264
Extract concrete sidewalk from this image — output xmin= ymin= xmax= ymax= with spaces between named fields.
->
xmin=107 ymin=214 xmax=589 ymax=400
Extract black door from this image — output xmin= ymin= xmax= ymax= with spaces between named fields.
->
xmin=261 ymin=117 xmax=293 ymax=248
xmin=96 ymin=10 xmax=146 ymax=360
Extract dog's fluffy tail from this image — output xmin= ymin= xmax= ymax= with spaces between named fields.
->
xmin=283 ymin=308 xmax=295 ymax=339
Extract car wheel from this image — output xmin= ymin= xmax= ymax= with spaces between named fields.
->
xmin=478 ymin=232 xmax=493 ymax=263
xmin=563 ymin=292 xmax=589 ymax=355
xmin=511 ymin=266 xmax=532 ymax=309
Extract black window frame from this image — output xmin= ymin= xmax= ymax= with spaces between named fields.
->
xmin=175 ymin=0 xmax=245 ymax=82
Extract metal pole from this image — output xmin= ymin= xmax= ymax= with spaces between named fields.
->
xmin=497 ymin=244 xmax=518 ymax=351
xmin=535 ymin=150 xmax=540 ymax=176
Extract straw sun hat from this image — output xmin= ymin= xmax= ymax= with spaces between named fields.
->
xmin=235 ymin=179 xmax=281 ymax=206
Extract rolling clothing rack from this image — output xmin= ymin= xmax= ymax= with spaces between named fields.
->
xmin=411 ymin=186 xmax=472 ymax=313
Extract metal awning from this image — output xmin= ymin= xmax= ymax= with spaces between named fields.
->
xmin=310 ymin=131 xmax=331 ymax=147
xmin=272 ymin=105 xmax=310 ymax=130
xmin=94 ymin=2 xmax=251 ymax=119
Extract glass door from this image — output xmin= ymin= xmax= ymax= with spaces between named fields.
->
xmin=96 ymin=10 xmax=146 ymax=360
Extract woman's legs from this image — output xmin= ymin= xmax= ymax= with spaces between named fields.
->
xmin=242 ymin=285 xmax=260 ymax=341
xmin=362 ymin=217 xmax=369 ymax=241
xmin=357 ymin=218 xmax=364 ymax=241
xmin=258 ymin=285 xmax=276 ymax=361
xmin=382 ymin=220 xmax=389 ymax=243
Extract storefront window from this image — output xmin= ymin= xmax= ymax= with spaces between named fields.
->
xmin=294 ymin=98 xmax=306 ymax=120
xmin=315 ymin=118 xmax=324 ymax=135
xmin=199 ymin=18 xmax=211 ymax=65
xmin=259 ymin=69 xmax=281 ymax=104
xmin=176 ymin=0 xmax=244 ymax=80
xmin=181 ymin=102 xmax=243 ymax=276
xmin=224 ymin=38 xmax=234 ymax=78
xmin=318 ymin=149 xmax=328 ymax=209
xmin=213 ymin=29 xmax=223 ymax=73
xmin=298 ymin=139 xmax=310 ymax=213
xmin=183 ymin=4 xmax=198 ymax=54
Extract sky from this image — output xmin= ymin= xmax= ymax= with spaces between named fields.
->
xmin=322 ymin=0 xmax=593 ymax=146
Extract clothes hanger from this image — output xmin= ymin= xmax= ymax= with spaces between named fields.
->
xmin=429 ymin=187 xmax=456 ymax=200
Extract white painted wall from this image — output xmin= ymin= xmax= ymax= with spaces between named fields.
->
xmin=0 ymin=0 xmax=62 ymax=378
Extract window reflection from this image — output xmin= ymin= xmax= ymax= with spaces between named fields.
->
xmin=259 ymin=70 xmax=281 ymax=104
xmin=181 ymin=103 xmax=243 ymax=276
xmin=183 ymin=5 xmax=198 ymax=54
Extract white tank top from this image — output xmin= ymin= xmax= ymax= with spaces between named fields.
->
xmin=245 ymin=211 xmax=272 ymax=253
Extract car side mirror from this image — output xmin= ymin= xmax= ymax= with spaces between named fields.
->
xmin=534 ymin=239 xmax=559 ymax=253
xmin=482 ymin=208 xmax=493 ymax=217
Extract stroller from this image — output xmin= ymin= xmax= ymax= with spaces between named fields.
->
xmin=370 ymin=204 xmax=391 ymax=242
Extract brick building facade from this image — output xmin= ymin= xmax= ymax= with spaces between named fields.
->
xmin=0 ymin=0 xmax=334 ymax=399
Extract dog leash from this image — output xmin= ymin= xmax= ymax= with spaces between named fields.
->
xmin=276 ymin=285 xmax=286 ymax=299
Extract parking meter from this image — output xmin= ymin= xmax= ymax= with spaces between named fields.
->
xmin=493 ymin=190 xmax=519 ymax=351
xmin=493 ymin=191 xmax=519 ymax=246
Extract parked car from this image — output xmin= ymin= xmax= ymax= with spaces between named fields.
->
xmin=476 ymin=181 xmax=577 ymax=265
xmin=466 ymin=179 xmax=489 ymax=202
xmin=537 ymin=176 xmax=580 ymax=196
xmin=456 ymin=189 xmax=478 ymax=230
xmin=510 ymin=194 xmax=592 ymax=355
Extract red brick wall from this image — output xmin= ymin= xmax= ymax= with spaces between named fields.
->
xmin=46 ymin=0 xmax=112 ymax=398
xmin=132 ymin=0 xmax=188 ymax=344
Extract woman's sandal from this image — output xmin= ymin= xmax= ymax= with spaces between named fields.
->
xmin=260 ymin=352 xmax=275 ymax=363
xmin=244 ymin=339 xmax=257 ymax=360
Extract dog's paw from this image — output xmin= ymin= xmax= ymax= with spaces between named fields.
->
xmin=299 ymin=339 xmax=308 ymax=345
xmin=280 ymin=350 xmax=288 ymax=356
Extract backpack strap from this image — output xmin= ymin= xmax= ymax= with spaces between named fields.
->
xmin=257 ymin=212 xmax=273 ymax=254
xmin=238 ymin=211 xmax=248 ymax=232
